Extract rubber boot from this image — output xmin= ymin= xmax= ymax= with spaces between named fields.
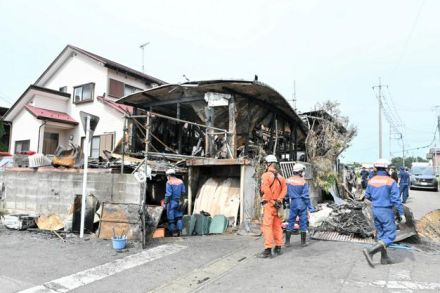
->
xmin=380 ymin=246 xmax=393 ymax=265
xmin=300 ymin=231 xmax=307 ymax=247
xmin=285 ymin=230 xmax=292 ymax=247
xmin=274 ymin=246 xmax=283 ymax=256
xmin=363 ymin=242 xmax=384 ymax=268
xmin=257 ymin=248 xmax=272 ymax=258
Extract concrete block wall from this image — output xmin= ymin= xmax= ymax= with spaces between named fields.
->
xmin=0 ymin=169 xmax=141 ymax=217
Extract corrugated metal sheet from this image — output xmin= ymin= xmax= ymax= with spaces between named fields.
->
xmin=193 ymin=177 xmax=240 ymax=226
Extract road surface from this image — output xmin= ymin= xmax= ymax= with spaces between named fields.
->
xmin=1 ymin=189 xmax=440 ymax=293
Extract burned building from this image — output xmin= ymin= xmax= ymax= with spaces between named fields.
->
xmin=117 ymin=79 xmax=308 ymax=227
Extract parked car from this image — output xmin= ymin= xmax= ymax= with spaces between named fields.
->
xmin=410 ymin=166 xmax=438 ymax=191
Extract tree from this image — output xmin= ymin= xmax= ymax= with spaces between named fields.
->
xmin=305 ymin=101 xmax=357 ymax=191
xmin=391 ymin=156 xmax=427 ymax=170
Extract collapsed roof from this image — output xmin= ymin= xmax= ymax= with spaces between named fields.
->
xmin=117 ymin=79 xmax=308 ymax=160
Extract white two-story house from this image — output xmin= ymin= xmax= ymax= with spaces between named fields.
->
xmin=3 ymin=45 xmax=165 ymax=158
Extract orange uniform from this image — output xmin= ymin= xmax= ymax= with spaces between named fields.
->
xmin=260 ymin=169 xmax=287 ymax=249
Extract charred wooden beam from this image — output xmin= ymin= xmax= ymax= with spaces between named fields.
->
xmin=140 ymin=96 xmax=204 ymax=108
xmin=228 ymin=95 xmax=237 ymax=158
xmin=294 ymin=126 xmax=298 ymax=161
xmin=177 ymin=102 xmax=182 ymax=154
xmin=205 ymin=106 xmax=215 ymax=157
xmin=289 ymin=123 xmax=294 ymax=160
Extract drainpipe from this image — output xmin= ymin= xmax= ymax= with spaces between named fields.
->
xmin=37 ymin=120 xmax=47 ymax=153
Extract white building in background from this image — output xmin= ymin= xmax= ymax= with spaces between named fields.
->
xmin=3 ymin=45 xmax=165 ymax=158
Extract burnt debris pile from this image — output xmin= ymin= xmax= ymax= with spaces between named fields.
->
xmin=316 ymin=201 xmax=375 ymax=238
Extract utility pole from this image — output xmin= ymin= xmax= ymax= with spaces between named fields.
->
xmin=434 ymin=106 xmax=440 ymax=174
xmin=139 ymin=42 xmax=150 ymax=73
xmin=372 ymin=77 xmax=388 ymax=158
xmin=401 ymin=133 xmax=405 ymax=168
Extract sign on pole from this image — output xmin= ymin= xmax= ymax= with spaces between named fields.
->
xmin=79 ymin=112 xmax=99 ymax=238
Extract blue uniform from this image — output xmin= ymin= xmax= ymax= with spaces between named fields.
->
xmin=360 ymin=169 xmax=369 ymax=189
xmin=398 ymin=168 xmax=410 ymax=203
xmin=365 ymin=170 xmax=404 ymax=246
xmin=165 ymin=177 xmax=186 ymax=234
xmin=285 ymin=175 xmax=313 ymax=232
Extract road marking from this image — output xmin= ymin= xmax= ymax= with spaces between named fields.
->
xmin=342 ymin=279 xmax=440 ymax=291
xmin=18 ymin=244 xmax=186 ymax=293
xmin=149 ymin=246 xmax=257 ymax=293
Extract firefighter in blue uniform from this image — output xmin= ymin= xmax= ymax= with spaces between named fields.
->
xmin=398 ymin=166 xmax=410 ymax=203
xmin=363 ymin=159 xmax=406 ymax=268
xmin=360 ymin=166 xmax=369 ymax=189
xmin=163 ymin=169 xmax=186 ymax=236
xmin=368 ymin=167 xmax=375 ymax=179
xmin=284 ymin=163 xmax=315 ymax=247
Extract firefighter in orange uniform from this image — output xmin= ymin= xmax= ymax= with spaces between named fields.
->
xmin=257 ymin=155 xmax=287 ymax=258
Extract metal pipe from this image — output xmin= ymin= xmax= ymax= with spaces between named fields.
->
xmin=141 ymin=112 xmax=151 ymax=249
xmin=37 ymin=120 xmax=47 ymax=153
xmin=121 ymin=117 xmax=127 ymax=174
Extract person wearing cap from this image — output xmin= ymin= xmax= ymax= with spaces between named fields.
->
xmin=398 ymin=166 xmax=410 ymax=203
xmin=390 ymin=166 xmax=398 ymax=182
xmin=360 ymin=166 xmax=369 ymax=189
xmin=363 ymin=158 xmax=405 ymax=268
xmin=285 ymin=163 xmax=314 ymax=247
xmin=258 ymin=154 xmax=287 ymax=258
xmin=163 ymin=168 xmax=186 ymax=236
xmin=368 ymin=167 xmax=376 ymax=179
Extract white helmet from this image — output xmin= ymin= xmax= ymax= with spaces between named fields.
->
xmin=373 ymin=158 xmax=391 ymax=169
xmin=293 ymin=163 xmax=305 ymax=173
xmin=265 ymin=155 xmax=278 ymax=163
xmin=165 ymin=168 xmax=176 ymax=175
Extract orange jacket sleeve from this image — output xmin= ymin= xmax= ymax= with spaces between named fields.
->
xmin=278 ymin=176 xmax=287 ymax=201
xmin=260 ymin=172 xmax=273 ymax=201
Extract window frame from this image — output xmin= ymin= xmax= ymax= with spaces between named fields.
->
xmin=15 ymin=140 xmax=30 ymax=153
xmin=73 ymin=82 xmax=95 ymax=104
xmin=124 ymin=84 xmax=142 ymax=96
xmin=81 ymin=135 xmax=101 ymax=159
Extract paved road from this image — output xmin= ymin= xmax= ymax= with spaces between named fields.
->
xmin=405 ymin=188 xmax=440 ymax=220
xmin=1 ymin=189 xmax=440 ymax=293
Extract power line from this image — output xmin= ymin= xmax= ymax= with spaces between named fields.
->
xmin=397 ymin=125 xmax=437 ymax=153
xmin=390 ymin=0 xmax=426 ymax=76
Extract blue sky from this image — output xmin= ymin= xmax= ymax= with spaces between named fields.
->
xmin=1 ymin=0 xmax=439 ymax=163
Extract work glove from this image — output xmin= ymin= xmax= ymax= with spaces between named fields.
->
xmin=273 ymin=200 xmax=283 ymax=210
xmin=308 ymin=206 xmax=316 ymax=213
xmin=400 ymin=215 xmax=406 ymax=224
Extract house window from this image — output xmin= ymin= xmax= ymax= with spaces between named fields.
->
xmin=15 ymin=140 xmax=30 ymax=153
xmin=124 ymin=84 xmax=142 ymax=96
xmin=59 ymin=86 xmax=67 ymax=93
xmin=81 ymin=133 xmax=113 ymax=159
xmin=73 ymin=83 xmax=94 ymax=103
xmin=90 ymin=136 xmax=100 ymax=158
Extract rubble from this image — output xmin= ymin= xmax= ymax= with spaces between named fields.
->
xmin=52 ymin=143 xmax=83 ymax=168
xmin=416 ymin=209 xmax=440 ymax=243
xmin=315 ymin=201 xmax=375 ymax=238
